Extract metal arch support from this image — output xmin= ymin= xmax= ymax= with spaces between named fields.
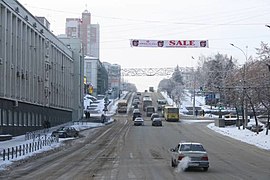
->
xmin=121 ymin=67 xmax=192 ymax=76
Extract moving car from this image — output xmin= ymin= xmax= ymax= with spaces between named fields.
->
xmin=170 ymin=142 xmax=209 ymax=171
xmin=133 ymin=109 xmax=142 ymax=120
xmin=134 ymin=117 xmax=144 ymax=126
xmin=51 ymin=127 xmax=79 ymax=138
xmin=150 ymin=113 xmax=159 ymax=121
xmin=152 ymin=118 xmax=162 ymax=126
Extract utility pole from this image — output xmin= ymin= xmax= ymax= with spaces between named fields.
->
xmin=266 ymin=64 xmax=270 ymax=135
xmin=230 ymin=43 xmax=248 ymax=129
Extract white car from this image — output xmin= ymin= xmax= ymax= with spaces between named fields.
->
xmin=170 ymin=142 xmax=209 ymax=171
xmin=134 ymin=117 xmax=144 ymax=126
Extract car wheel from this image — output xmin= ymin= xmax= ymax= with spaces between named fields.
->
xmin=203 ymin=167 xmax=209 ymax=171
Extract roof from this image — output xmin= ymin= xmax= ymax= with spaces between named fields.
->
xmin=179 ymin=142 xmax=202 ymax=145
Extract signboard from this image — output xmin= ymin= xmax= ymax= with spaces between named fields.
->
xmin=130 ymin=39 xmax=209 ymax=48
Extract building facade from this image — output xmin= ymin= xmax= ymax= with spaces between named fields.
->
xmin=103 ymin=62 xmax=121 ymax=98
xmin=84 ymin=56 xmax=108 ymax=97
xmin=65 ymin=10 xmax=100 ymax=58
xmin=65 ymin=10 xmax=90 ymax=56
xmin=88 ymin=24 xmax=100 ymax=58
xmin=0 ymin=0 xmax=83 ymax=136
xmin=65 ymin=18 xmax=81 ymax=38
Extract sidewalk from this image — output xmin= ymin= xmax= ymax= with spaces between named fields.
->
xmin=0 ymin=97 xmax=119 ymax=170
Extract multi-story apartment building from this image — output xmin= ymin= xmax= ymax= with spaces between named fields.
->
xmin=66 ymin=10 xmax=99 ymax=58
xmin=0 ymin=0 xmax=84 ymax=136
xmin=65 ymin=18 xmax=81 ymax=38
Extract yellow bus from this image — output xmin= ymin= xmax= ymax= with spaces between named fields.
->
xmin=117 ymin=99 xmax=128 ymax=113
xmin=163 ymin=106 xmax=179 ymax=122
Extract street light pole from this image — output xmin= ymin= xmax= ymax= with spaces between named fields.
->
xmin=230 ymin=43 xmax=248 ymax=129
xmin=191 ymin=56 xmax=196 ymax=117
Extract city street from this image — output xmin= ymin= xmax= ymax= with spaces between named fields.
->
xmin=1 ymin=114 xmax=269 ymax=180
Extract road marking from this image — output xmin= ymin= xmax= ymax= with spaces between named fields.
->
xmin=91 ymin=127 xmax=112 ymax=144
xmin=130 ymin=153 xmax=133 ymax=159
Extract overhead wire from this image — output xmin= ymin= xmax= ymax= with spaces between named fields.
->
xmin=19 ymin=2 xmax=270 ymax=49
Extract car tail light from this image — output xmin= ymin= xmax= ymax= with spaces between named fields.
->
xmin=178 ymin=155 xmax=184 ymax=160
xmin=201 ymin=156 xmax=208 ymax=161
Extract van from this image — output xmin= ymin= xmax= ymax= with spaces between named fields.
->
xmin=146 ymin=106 xmax=155 ymax=117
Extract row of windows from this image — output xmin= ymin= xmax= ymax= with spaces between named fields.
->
xmin=0 ymin=108 xmax=42 ymax=127
xmin=0 ymin=4 xmax=74 ymax=110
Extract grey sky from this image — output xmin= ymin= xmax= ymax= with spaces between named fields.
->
xmin=18 ymin=0 xmax=270 ymax=90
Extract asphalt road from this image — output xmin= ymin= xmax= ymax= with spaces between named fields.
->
xmin=0 ymin=92 xmax=270 ymax=180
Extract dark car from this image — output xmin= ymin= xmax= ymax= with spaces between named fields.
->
xmin=152 ymin=118 xmax=162 ymax=126
xmin=133 ymin=109 xmax=142 ymax=120
xmin=150 ymin=113 xmax=159 ymax=121
xmin=51 ymin=127 xmax=79 ymax=138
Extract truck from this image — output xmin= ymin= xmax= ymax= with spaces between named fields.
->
xmin=142 ymin=97 xmax=152 ymax=111
xmin=146 ymin=106 xmax=155 ymax=117
xmin=117 ymin=99 xmax=128 ymax=113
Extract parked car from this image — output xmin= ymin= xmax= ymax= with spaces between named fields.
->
xmin=85 ymin=94 xmax=97 ymax=102
xmin=97 ymin=94 xmax=105 ymax=100
xmin=51 ymin=127 xmax=79 ymax=138
xmin=134 ymin=117 xmax=144 ymax=126
xmin=133 ymin=109 xmax=142 ymax=121
xmin=170 ymin=142 xmax=209 ymax=171
xmin=152 ymin=118 xmax=162 ymax=126
xmin=150 ymin=113 xmax=159 ymax=121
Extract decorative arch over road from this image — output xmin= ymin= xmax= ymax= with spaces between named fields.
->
xmin=121 ymin=67 xmax=194 ymax=76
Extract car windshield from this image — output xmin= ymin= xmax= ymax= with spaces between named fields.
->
xmin=180 ymin=144 xmax=205 ymax=151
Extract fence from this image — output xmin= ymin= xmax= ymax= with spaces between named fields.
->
xmin=1 ymin=136 xmax=59 ymax=161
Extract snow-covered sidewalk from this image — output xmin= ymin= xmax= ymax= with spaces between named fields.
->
xmin=207 ymin=122 xmax=270 ymax=150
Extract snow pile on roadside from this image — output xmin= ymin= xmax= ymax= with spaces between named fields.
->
xmin=207 ymin=123 xmax=270 ymax=150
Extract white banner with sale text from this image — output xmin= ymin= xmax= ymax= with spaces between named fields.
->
xmin=130 ymin=39 xmax=209 ymax=48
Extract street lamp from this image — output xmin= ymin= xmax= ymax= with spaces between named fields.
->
xmin=230 ymin=43 xmax=248 ymax=129
xmin=191 ymin=56 xmax=196 ymax=117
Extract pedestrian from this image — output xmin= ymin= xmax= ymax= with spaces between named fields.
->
xmin=202 ymin=110 xmax=205 ymax=117
xmin=195 ymin=109 xmax=198 ymax=116
xmin=101 ymin=114 xmax=105 ymax=123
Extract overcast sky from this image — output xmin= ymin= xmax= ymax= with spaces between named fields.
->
xmin=18 ymin=0 xmax=270 ymax=90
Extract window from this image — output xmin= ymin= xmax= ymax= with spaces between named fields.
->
xmin=19 ymin=112 xmax=22 ymax=126
xmin=180 ymin=144 xmax=191 ymax=151
xmin=14 ymin=111 xmax=17 ymax=126
xmin=27 ymin=112 xmax=31 ymax=126
xmin=24 ymin=112 xmax=27 ymax=126
xmin=3 ymin=109 xmax=7 ymax=126
xmin=8 ymin=110 xmax=13 ymax=126
xmin=0 ymin=108 xmax=2 ymax=125
xmin=192 ymin=144 xmax=205 ymax=151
